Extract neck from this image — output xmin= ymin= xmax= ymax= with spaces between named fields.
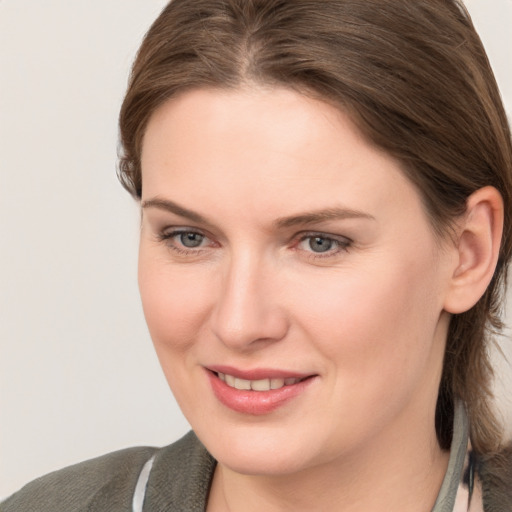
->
xmin=207 ymin=407 xmax=449 ymax=512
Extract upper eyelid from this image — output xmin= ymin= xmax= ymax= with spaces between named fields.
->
xmin=159 ymin=226 xmax=211 ymax=239
xmin=295 ymin=230 xmax=352 ymax=243
xmin=160 ymin=228 xmax=208 ymax=241
xmin=161 ymin=226 xmax=203 ymax=234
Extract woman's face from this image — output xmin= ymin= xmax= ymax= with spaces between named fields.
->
xmin=139 ymin=87 xmax=455 ymax=475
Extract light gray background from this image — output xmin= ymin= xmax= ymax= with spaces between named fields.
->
xmin=1 ymin=0 xmax=511 ymax=499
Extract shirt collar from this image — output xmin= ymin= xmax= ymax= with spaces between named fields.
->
xmin=432 ymin=401 xmax=483 ymax=512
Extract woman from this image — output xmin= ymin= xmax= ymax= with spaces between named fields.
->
xmin=3 ymin=0 xmax=511 ymax=511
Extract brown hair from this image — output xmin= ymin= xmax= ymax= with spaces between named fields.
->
xmin=119 ymin=0 xmax=512 ymax=454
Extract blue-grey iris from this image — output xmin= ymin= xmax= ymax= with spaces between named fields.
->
xmin=309 ymin=236 xmax=333 ymax=253
xmin=180 ymin=232 xmax=204 ymax=248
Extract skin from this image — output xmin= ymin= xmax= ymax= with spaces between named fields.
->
xmin=138 ymin=86 xmax=499 ymax=511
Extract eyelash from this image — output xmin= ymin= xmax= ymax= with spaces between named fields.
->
xmin=294 ymin=232 xmax=352 ymax=260
xmin=157 ymin=229 xmax=212 ymax=255
xmin=157 ymin=228 xmax=352 ymax=259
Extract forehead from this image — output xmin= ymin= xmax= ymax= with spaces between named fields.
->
xmin=140 ymin=86 xmax=424 ymax=226
xmin=142 ymin=86 xmax=379 ymax=167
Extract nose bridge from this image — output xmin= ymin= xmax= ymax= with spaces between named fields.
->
xmin=211 ymin=246 xmax=287 ymax=349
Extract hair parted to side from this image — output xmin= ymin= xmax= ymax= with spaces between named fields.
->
xmin=119 ymin=0 xmax=512 ymax=454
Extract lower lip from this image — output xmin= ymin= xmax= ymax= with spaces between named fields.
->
xmin=207 ymin=371 xmax=315 ymax=415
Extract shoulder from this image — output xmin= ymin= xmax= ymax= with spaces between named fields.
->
xmin=1 ymin=445 xmax=157 ymax=512
xmin=143 ymin=431 xmax=216 ymax=511
xmin=0 ymin=435 xmax=209 ymax=512
xmin=477 ymin=442 xmax=512 ymax=512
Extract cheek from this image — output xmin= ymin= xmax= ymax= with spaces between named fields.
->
xmin=138 ymin=248 xmax=212 ymax=353
xmin=137 ymin=247 xmax=217 ymax=417
xmin=292 ymin=253 xmax=445 ymax=385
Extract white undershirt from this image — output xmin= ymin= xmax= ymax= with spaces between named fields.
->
xmin=132 ymin=455 xmax=155 ymax=512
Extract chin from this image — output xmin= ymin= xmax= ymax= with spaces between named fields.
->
xmin=196 ymin=421 xmax=322 ymax=476
xmin=217 ymin=447 xmax=312 ymax=477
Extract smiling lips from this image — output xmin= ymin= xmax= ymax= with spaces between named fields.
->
xmin=218 ymin=372 xmax=305 ymax=391
xmin=207 ymin=367 xmax=315 ymax=415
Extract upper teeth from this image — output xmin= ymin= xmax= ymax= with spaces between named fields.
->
xmin=218 ymin=372 xmax=302 ymax=391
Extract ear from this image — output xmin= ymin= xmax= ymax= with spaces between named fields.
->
xmin=443 ymin=186 xmax=504 ymax=314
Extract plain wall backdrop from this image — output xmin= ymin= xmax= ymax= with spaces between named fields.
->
xmin=1 ymin=0 xmax=511 ymax=499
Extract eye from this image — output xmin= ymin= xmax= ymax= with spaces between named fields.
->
xmin=157 ymin=228 xmax=212 ymax=253
xmin=296 ymin=233 xmax=351 ymax=257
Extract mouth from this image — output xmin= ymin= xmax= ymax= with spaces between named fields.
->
xmin=216 ymin=372 xmax=308 ymax=391
xmin=206 ymin=367 xmax=317 ymax=415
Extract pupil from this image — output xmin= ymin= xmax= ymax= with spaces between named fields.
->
xmin=180 ymin=232 xmax=203 ymax=248
xmin=309 ymin=237 xmax=333 ymax=253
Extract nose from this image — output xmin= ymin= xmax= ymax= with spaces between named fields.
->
xmin=210 ymin=251 xmax=289 ymax=350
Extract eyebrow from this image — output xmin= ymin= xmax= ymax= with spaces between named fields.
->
xmin=142 ymin=197 xmax=211 ymax=225
xmin=274 ymin=208 xmax=375 ymax=228
xmin=141 ymin=197 xmax=375 ymax=229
